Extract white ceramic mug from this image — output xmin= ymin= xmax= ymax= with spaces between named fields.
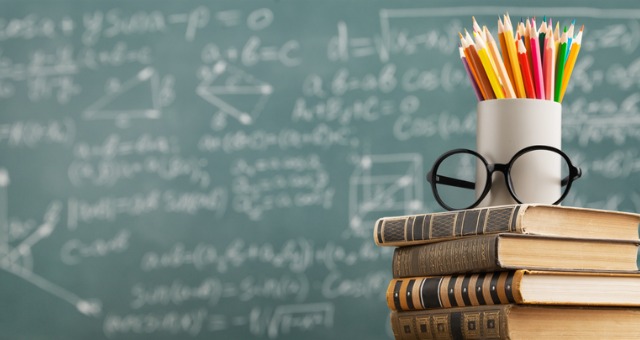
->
xmin=475 ymin=99 xmax=562 ymax=207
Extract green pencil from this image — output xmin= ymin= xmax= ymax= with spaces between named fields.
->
xmin=554 ymin=29 xmax=568 ymax=102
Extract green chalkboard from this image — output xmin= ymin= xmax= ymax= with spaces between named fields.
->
xmin=1 ymin=0 xmax=639 ymax=339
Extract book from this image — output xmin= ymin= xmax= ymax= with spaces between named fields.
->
xmin=386 ymin=270 xmax=640 ymax=311
xmin=374 ymin=204 xmax=640 ymax=247
xmin=392 ymin=233 xmax=640 ymax=277
xmin=390 ymin=304 xmax=640 ymax=340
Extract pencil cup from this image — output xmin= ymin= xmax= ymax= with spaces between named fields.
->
xmin=475 ymin=99 xmax=562 ymax=207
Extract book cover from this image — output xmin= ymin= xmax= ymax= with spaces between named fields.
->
xmin=374 ymin=204 xmax=640 ymax=247
xmin=387 ymin=270 xmax=640 ymax=311
xmin=390 ymin=304 xmax=640 ymax=340
xmin=392 ymin=233 xmax=640 ymax=277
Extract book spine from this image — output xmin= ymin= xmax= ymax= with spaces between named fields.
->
xmin=390 ymin=305 xmax=511 ymax=340
xmin=387 ymin=271 xmax=520 ymax=311
xmin=374 ymin=205 xmax=522 ymax=246
xmin=393 ymin=235 xmax=501 ymax=277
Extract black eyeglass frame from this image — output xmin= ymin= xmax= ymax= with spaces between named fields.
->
xmin=426 ymin=145 xmax=582 ymax=211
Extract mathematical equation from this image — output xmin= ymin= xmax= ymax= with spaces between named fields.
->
xmin=1 ymin=2 xmax=639 ymax=339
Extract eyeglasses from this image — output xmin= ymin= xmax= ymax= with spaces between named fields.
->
xmin=426 ymin=145 xmax=582 ymax=211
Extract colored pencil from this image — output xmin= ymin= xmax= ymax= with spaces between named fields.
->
xmin=517 ymin=37 xmax=536 ymax=99
xmin=460 ymin=46 xmax=483 ymax=101
xmin=566 ymin=19 xmax=576 ymax=62
xmin=463 ymin=32 xmax=495 ymax=99
xmin=484 ymin=26 xmax=516 ymax=98
xmin=559 ymin=26 xmax=583 ymax=102
xmin=530 ymin=18 xmax=545 ymax=99
xmin=524 ymin=18 xmax=532 ymax=71
xmin=554 ymin=30 xmax=568 ymax=102
xmin=472 ymin=16 xmax=483 ymax=38
xmin=554 ymin=21 xmax=560 ymax=51
xmin=503 ymin=13 xmax=526 ymax=98
xmin=457 ymin=14 xmax=584 ymax=103
xmin=459 ymin=33 xmax=486 ymax=100
xmin=538 ymin=19 xmax=547 ymax=65
xmin=498 ymin=18 xmax=517 ymax=93
xmin=543 ymin=27 xmax=556 ymax=101
xmin=475 ymin=32 xmax=505 ymax=99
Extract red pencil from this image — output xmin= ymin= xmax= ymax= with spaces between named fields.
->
xmin=516 ymin=37 xmax=536 ymax=99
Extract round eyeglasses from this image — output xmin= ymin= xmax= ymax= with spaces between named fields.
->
xmin=426 ymin=145 xmax=582 ymax=211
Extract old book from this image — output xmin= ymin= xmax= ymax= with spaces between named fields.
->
xmin=374 ymin=204 xmax=640 ymax=247
xmin=392 ymin=233 xmax=640 ymax=277
xmin=390 ymin=304 xmax=640 ymax=340
xmin=386 ymin=270 xmax=640 ymax=311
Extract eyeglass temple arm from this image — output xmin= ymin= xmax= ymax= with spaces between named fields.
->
xmin=561 ymin=167 xmax=582 ymax=186
xmin=432 ymin=174 xmax=476 ymax=190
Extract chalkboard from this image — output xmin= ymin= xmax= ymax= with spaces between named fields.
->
xmin=1 ymin=0 xmax=639 ymax=339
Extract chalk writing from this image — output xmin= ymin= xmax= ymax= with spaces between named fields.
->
xmin=0 ymin=119 xmax=74 ymax=147
xmin=1 ymin=3 xmax=639 ymax=340
xmin=66 ymin=188 xmax=228 ymax=229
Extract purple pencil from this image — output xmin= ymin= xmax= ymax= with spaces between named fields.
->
xmin=459 ymin=46 xmax=483 ymax=101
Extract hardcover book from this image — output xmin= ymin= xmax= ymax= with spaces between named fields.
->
xmin=374 ymin=204 xmax=640 ymax=247
xmin=392 ymin=233 xmax=640 ymax=277
xmin=390 ymin=304 xmax=640 ymax=340
xmin=387 ymin=270 xmax=640 ymax=311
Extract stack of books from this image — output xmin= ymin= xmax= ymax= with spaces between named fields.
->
xmin=374 ymin=204 xmax=640 ymax=339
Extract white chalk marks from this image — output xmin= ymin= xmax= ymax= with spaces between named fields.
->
xmin=0 ymin=169 xmax=101 ymax=316
xmin=348 ymin=153 xmax=423 ymax=237
xmin=197 ymin=61 xmax=272 ymax=126
xmin=83 ymin=67 xmax=174 ymax=127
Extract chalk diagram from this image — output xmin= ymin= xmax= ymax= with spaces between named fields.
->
xmin=196 ymin=61 xmax=273 ymax=126
xmin=348 ymin=154 xmax=423 ymax=237
xmin=0 ymin=170 xmax=101 ymax=316
xmin=83 ymin=67 xmax=173 ymax=128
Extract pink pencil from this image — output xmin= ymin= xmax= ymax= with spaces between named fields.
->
xmin=530 ymin=18 xmax=545 ymax=99
xmin=543 ymin=27 xmax=555 ymax=101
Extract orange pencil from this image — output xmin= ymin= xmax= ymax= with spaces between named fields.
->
xmin=498 ymin=17 xmax=517 ymax=92
xmin=464 ymin=32 xmax=495 ymax=100
xmin=459 ymin=33 xmax=486 ymax=100
xmin=483 ymin=26 xmax=515 ymax=98
xmin=517 ymin=37 xmax=536 ymax=99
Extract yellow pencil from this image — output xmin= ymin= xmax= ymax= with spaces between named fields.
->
xmin=504 ymin=14 xmax=526 ymax=98
xmin=484 ymin=25 xmax=515 ymax=98
xmin=474 ymin=32 xmax=504 ymax=99
xmin=559 ymin=26 xmax=583 ymax=102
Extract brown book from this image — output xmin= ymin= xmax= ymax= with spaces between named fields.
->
xmin=390 ymin=304 xmax=640 ymax=340
xmin=387 ymin=270 xmax=640 ymax=311
xmin=374 ymin=204 xmax=640 ymax=247
xmin=392 ymin=234 xmax=640 ymax=277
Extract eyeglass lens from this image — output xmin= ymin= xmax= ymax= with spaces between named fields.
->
xmin=509 ymin=148 xmax=570 ymax=203
xmin=433 ymin=151 xmax=483 ymax=210
xmin=432 ymin=148 xmax=573 ymax=210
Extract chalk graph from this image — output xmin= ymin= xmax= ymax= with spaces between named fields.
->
xmin=197 ymin=61 xmax=273 ymax=126
xmin=348 ymin=154 xmax=423 ymax=237
xmin=83 ymin=67 xmax=174 ymax=128
xmin=0 ymin=169 xmax=101 ymax=316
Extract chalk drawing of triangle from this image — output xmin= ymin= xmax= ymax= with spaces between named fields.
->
xmin=196 ymin=61 xmax=272 ymax=125
xmin=83 ymin=67 xmax=160 ymax=121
